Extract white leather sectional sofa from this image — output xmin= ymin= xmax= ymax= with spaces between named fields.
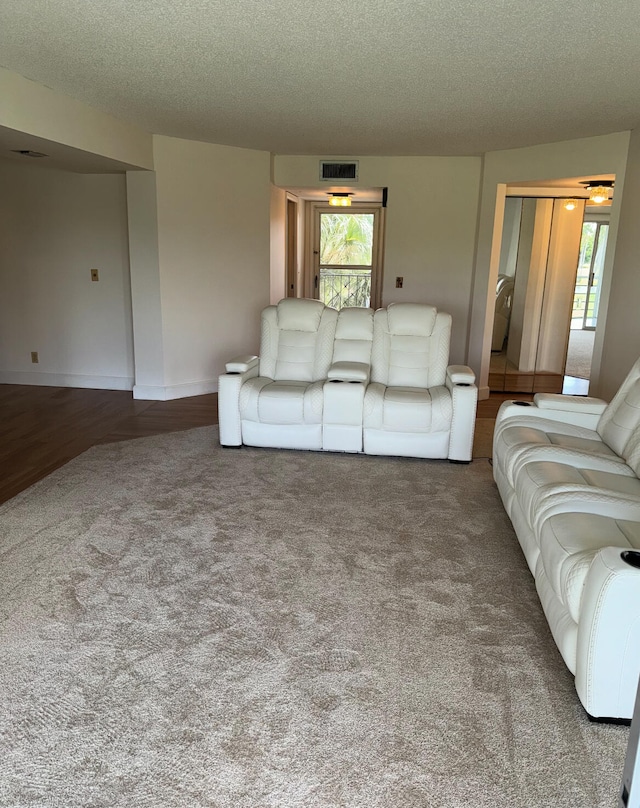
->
xmin=493 ymin=357 xmax=640 ymax=719
xmin=218 ymin=298 xmax=478 ymax=461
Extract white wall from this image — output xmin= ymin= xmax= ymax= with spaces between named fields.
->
xmin=273 ymin=155 xmax=482 ymax=364
xmin=270 ymin=185 xmax=287 ymax=304
xmin=126 ymin=170 xmax=166 ymax=395
xmin=146 ymin=135 xmax=271 ymax=398
xmin=468 ymin=131 xmax=631 ymax=398
xmin=0 ymin=68 xmax=153 ymax=170
xmin=598 ymin=128 xmax=640 ymax=399
xmin=0 ymin=159 xmax=134 ymax=389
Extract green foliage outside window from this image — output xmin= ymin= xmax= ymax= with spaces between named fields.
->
xmin=320 ymin=213 xmax=374 ymax=266
xmin=319 ymin=212 xmax=375 ymax=309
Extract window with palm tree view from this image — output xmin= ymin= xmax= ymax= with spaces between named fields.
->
xmin=319 ymin=212 xmax=375 ymax=310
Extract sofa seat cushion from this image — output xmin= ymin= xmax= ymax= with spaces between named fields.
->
xmin=538 ymin=511 xmax=640 ymax=623
xmin=364 ymin=383 xmax=452 ymax=432
xmin=494 ymin=418 xmax=620 ymax=487
xmin=514 ymin=459 xmax=640 ymax=527
xmin=240 ymin=377 xmax=324 ymax=425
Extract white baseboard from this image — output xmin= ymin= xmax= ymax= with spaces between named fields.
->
xmin=133 ymin=379 xmax=217 ymax=401
xmin=478 ymin=385 xmax=491 ymax=400
xmin=0 ymin=371 xmax=134 ymax=391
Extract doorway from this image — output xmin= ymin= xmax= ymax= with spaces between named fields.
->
xmin=573 ymin=219 xmax=608 ymax=331
xmin=312 ymin=205 xmax=384 ymax=310
xmin=564 ymin=216 xmax=609 ymax=392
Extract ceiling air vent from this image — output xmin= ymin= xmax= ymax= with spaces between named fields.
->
xmin=11 ymin=149 xmax=48 ymax=158
xmin=320 ymin=161 xmax=358 ymax=181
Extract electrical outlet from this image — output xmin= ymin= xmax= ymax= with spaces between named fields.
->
xmin=31 ymin=351 xmax=39 ymax=364
xmin=396 ymin=276 xmax=403 ymax=288
xmin=90 ymin=268 xmax=99 ymax=282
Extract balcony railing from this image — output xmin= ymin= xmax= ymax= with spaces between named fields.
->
xmin=319 ymin=269 xmax=371 ymax=310
xmin=571 ymin=275 xmax=599 ymax=328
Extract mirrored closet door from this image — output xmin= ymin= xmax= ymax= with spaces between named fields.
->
xmin=489 ymin=196 xmax=586 ymax=393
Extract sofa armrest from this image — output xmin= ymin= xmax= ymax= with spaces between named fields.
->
xmin=576 ymin=546 xmax=640 ymax=719
xmin=446 ymin=364 xmax=476 ymax=386
xmin=225 ymin=355 xmax=259 ymax=374
xmin=534 ymin=393 xmax=607 ymax=415
xmin=445 ymin=368 xmax=478 ymax=462
xmin=327 ymin=361 xmax=370 ymax=383
xmin=218 ymin=356 xmax=260 ymax=446
xmin=495 ymin=397 xmax=604 ymax=431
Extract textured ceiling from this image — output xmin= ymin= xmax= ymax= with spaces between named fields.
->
xmin=1 ymin=0 xmax=640 ymax=157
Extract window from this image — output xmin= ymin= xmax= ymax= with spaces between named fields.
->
xmin=311 ymin=205 xmax=384 ymax=310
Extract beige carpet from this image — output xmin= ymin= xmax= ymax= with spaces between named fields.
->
xmin=0 ymin=427 xmax=628 ymax=807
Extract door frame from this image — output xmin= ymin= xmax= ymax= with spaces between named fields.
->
xmin=304 ymin=202 xmax=385 ymax=309
xmin=285 ymin=196 xmax=298 ymax=297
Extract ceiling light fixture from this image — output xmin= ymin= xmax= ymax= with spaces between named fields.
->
xmin=328 ymin=193 xmax=352 ymax=207
xmin=563 ymin=198 xmax=578 ymax=211
xmin=581 ymin=179 xmax=614 ymax=204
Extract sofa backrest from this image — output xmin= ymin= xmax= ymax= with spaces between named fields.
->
xmin=598 ymin=356 xmax=640 ymax=469
xmin=259 ymin=298 xmax=338 ymax=382
xmin=370 ymin=302 xmax=451 ymax=388
xmin=332 ymin=307 xmax=374 ymax=365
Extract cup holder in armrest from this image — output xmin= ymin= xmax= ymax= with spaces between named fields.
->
xmin=513 ymin=401 xmax=532 ymax=406
xmin=226 ymin=371 xmax=241 ymax=375
xmin=621 ymin=550 xmax=640 ymax=569
xmin=329 ymin=379 xmax=344 ymax=383
xmin=457 ymin=382 xmax=471 ymax=387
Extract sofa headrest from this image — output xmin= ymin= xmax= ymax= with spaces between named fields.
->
xmin=276 ymin=298 xmax=327 ymax=332
xmin=335 ymin=307 xmax=374 ymax=341
xmin=386 ymin=302 xmax=438 ymax=336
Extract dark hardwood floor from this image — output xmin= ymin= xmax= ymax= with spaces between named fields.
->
xmin=476 ymin=390 xmax=533 ymax=418
xmin=0 ymin=384 xmax=528 ymax=506
xmin=0 ymin=385 xmax=218 ymax=505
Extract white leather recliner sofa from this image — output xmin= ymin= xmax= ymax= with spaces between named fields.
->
xmin=218 ymin=298 xmax=478 ymax=462
xmin=493 ymin=357 xmax=640 ymax=719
